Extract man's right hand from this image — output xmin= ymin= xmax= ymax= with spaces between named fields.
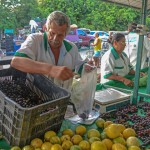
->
xmin=48 ymin=66 xmax=74 ymax=81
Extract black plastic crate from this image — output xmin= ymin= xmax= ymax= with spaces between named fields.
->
xmin=0 ymin=67 xmax=70 ymax=147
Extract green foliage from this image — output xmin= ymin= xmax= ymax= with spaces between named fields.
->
xmin=0 ymin=0 xmax=149 ymax=33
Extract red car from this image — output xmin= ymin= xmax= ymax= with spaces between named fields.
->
xmin=65 ymin=28 xmax=94 ymax=48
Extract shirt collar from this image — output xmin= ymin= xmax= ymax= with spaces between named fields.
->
xmin=111 ymin=47 xmax=120 ymax=60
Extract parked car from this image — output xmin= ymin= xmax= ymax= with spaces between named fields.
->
xmin=90 ymin=31 xmax=109 ymax=41
xmin=79 ymin=28 xmax=91 ymax=34
xmin=65 ymin=28 xmax=94 ymax=48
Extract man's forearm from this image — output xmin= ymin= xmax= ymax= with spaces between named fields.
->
xmin=11 ymin=57 xmax=51 ymax=75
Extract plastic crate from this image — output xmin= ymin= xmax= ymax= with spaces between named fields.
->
xmin=0 ymin=67 xmax=70 ymax=147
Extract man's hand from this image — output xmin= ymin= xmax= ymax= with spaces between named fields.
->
xmin=48 ymin=66 xmax=74 ymax=81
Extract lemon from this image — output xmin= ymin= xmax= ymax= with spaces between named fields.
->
xmin=22 ymin=145 xmax=34 ymax=150
xmin=44 ymin=130 xmax=56 ymax=141
xmin=128 ymin=146 xmax=141 ymax=150
xmin=75 ymin=125 xmax=86 ymax=136
xmin=87 ymin=129 xmax=100 ymax=139
xmin=105 ymin=124 xmax=121 ymax=139
xmin=126 ymin=137 xmax=140 ymax=147
xmin=10 ymin=146 xmax=21 ymax=150
xmin=70 ymin=145 xmax=81 ymax=150
xmin=123 ymin=128 xmax=136 ymax=139
xmin=91 ymin=141 xmax=107 ymax=150
xmin=112 ymin=143 xmax=127 ymax=150
xmin=102 ymin=139 xmax=113 ymax=150
xmin=88 ymin=137 xmax=101 ymax=144
xmin=30 ymin=138 xmax=43 ymax=148
xmin=95 ymin=118 xmax=105 ymax=128
xmin=51 ymin=144 xmax=63 ymax=150
xmin=62 ymin=140 xmax=73 ymax=150
xmin=104 ymin=121 xmax=113 ymax=128
xmin=62 ymin=129 xmax=74 ymax=137
xmin=79 ymin=140 xmax=90 ymax=150
xmin=118 ymin=124 xmax=126 ymax=133
xmin=71 ymin=134 xmax=83 ymax=145
xmin=41 ymin=142 xmax=52 ymax=150
xmin=50 ymin=136 xmax=61 ymax=144
xmin=60 ymin=135 xmax=71 ymax=143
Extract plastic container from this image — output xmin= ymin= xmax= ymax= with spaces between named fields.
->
xmin=0 ymin=67 xmax=70 ymax=147
xmin=93 ymin=88 xmax=131 ymax=113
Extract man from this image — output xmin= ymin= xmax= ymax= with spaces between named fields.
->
xmin=11 ymin=11 xmax=85 ymax=90
xmin=124 ymin=23 xmax=149 ymax=69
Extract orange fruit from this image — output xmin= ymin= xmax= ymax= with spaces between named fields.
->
xmin=44 ymin=130 xmax=56 ymax=141
xmin=91 ymin=141 xmax=107 ymax=150
xmin=87 ymin=129 xmax=100 ymax=139
xmin=62 ymin=129 xmax=74 ymax=137
xmin=102 ymin=139 xmax=113 ymax=150
xmin=30 ymin=138 xmax=43 ymax=148
xmin=79 ymin=140 xmax=90 ymax=150
xmin=41 ymin=142 xmax=52 ymax=150
xmin=75 ymin=125 xmax=86 ymax=136
xmin=123 ymin=128 xmax=136 ymax=139
xmin=51 ymin=144 xmax=63 ymax=150
xmin=62 ymin=140 xmax=73 ymax=150
xmin=112 ymin=143 xmax=127 ymax=150
xmin=71 ymin=134 xmax=83 ymax=145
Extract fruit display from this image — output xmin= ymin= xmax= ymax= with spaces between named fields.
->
xmin=100 ymin=101 xmax=150 ymax=149
xmin=9 ymin=122 xmax=147 ymax=150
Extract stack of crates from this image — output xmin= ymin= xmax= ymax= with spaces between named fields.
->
xmin=0 ymin=64 xmax=70 ymax=147
xmin=4 ymin=29 xmax=14 ymax=52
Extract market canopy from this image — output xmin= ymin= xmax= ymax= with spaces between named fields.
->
xmin=102 ymin=0 xmax=150 ymax=11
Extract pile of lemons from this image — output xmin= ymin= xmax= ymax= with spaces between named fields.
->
xmin=11 ymin=118 xmax=141 ymax=150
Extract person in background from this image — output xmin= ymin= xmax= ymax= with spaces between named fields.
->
xmin=124 ymin=23 xmax=149 ymax=69
xmin=91 ymin=32 xmax=102 ymax=68
xmin=11 ymin=11 xmax=86 ymax=90
xmin=101 ymin=33 xmax=136 ymax=86
xmin=107 ymin=31 xmax=113 ymax=49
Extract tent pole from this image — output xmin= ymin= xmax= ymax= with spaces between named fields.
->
xmin=132 ymin=0 xmax=147 ymax=104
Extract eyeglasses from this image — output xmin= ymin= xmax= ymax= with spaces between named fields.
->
xmin=120 ymin=41 xmax=126 ymax=45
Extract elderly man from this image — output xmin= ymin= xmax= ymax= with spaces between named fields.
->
xmin=11 ymin=11 xmax=85 ymax=90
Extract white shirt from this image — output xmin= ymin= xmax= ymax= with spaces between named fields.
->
xmin=124 ymin=32 xmax=149 ymax=69
xmin=15 ymin=32 xmax=85 ymax=90
xmin=101 ymin=47 xmax=133 ymax=84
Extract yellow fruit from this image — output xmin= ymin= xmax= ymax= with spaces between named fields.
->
xmin=113 ymin=137 xmax=126 ymax=145
xmin=22 ymin=145 xmax=34 ymax=150
xmin=62 ymin=129 xmax=74 ymax=137
xmin=88 ymin=137 xmax=101 ymax=144
xmin=87 ymin=129 xmax=100 ymax=139
xmin=104 ymin=121 xmax=113 ymax=128
xmin=35 ymin=148 xmax=41 ymax=150
xmin=51 ymin=144 xmax=63 ymax=150
xmin=79 ymin=140 xmax=90 ymax=150
xmin=102 ymin=139 xmax=113 ymax=150
xmin=95 ymin=118 xmax=105 ymax=128
xmin=62 ymin=140 xmax=73 ymax=150
xmin=91 ymin=141 xmax=107 ymax=150
xmin=11 ymin=146 xmax=21 ymax=150
xmin=44 ymin=130 xmax=56 ymax=141
xmin=112 ymin=143 xmax=127 ymax=150
xmin=70 ymin=145 xmax=82 ymax=150
xmin=100 ymin=132 xmax=107 ymax=140
xmin=50 ymin=136 xmax=61 ymax=144
xmin=30 ymin=138 xmax=43 ymax=148
xmin=123 ymin=128 xmax=136 ymax=139
xmin=60 ymin=135 xmax=71 ymax=143
xmin=105 ymin=124 xmax=121 ymax=139
xmin=41 ymin=142 xmax=52 ymax=150
xmin=75 ymin=125 xmax=86 ymax=136
xmin=126 ymin=137 xmax=140 ymax=147
xmin=128 ymin=146 xmax=141 ymax=150
xmin=118 ymin=124 xmax=126 ymax=133
xmin=71 ymin=134 xmax=83 ymax=145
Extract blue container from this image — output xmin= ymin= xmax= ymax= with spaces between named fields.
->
xmin=13 ymin=40 xmax=24 ymax=51
xmin=4 ymin=29 xmax=14 ymax=34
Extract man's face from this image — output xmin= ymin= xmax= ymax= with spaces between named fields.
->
xmin=48 ymin=22 xmax=67 ymax=48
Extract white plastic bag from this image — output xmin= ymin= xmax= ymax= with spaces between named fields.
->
xmin=71 ymin=63 xmax=97 ymax=119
